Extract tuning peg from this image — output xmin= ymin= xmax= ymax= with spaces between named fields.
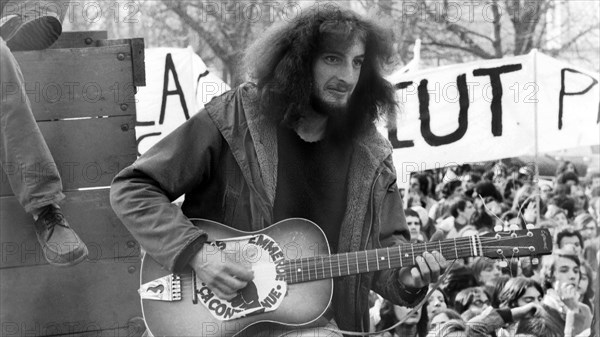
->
xmin=498 ymin=261 xmax=508 ymax=268
xmin=531 ymin=258 xmax=539 ymax=265
xmin=494 ymin=225 xmax=503 ymax=232
xmin=509 ymin=224 xmax=520 ymax=231
xmin=526 ymin=223 xmax=535 ymax=230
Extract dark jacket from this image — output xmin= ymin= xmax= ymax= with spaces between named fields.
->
xmin=110 ymin=83 xmax=423 ymax=333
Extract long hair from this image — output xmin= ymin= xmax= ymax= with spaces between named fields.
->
xmin=498 ymin=276 xmax=544 ymax=309
xmin=243 ymin=5 xmax=396 ymax=133
xmin=377 ymin=300 xmax=428 ymax=337
xmin=515 ymin=304 xmax=565 ymax=337
xmin=453 ymin=287 xmax=488 ymax=314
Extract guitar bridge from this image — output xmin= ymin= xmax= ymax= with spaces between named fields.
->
xmin=139 ymin=274 xmax=182 ymax=301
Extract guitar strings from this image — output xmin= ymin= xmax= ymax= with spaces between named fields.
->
xmin=174 ymin=235 xmax=540 ymax=285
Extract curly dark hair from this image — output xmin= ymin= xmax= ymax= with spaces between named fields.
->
xmin=243 ymin=5 xmax=397 ymax=135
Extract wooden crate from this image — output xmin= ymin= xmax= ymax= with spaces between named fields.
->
xmin=0 ymin=31 xmax=145 ymax=337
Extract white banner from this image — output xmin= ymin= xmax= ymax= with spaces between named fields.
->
xmin=384 ymin=51 xmax=599 ymax=180
xmin=135 ymin=47 xmax=229 ymax=155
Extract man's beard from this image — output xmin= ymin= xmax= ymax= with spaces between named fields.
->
xmin=310 ymin=93 xmax=362 ymax=145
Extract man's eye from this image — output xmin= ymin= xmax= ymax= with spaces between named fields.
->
xmin=324 ymin=56 xmax=339 ymax=63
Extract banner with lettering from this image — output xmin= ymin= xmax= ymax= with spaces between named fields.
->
xmin=384 ymin=51 xmax=599 ymax=179
xmin=135 ymin=47 xmax=230 ymax=155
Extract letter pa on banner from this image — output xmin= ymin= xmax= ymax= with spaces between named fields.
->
xmin=384 ymin=50 xmax=599 ymax=180
xmin=135 ymin=47 xmax=230 ymax=155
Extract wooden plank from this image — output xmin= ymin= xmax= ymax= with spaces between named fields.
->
xmin=0 ymin=189 xmax=140 ymax=269
xmin=49 ymin=31 xmax=108 ymax=49
xmin=12 ymin=44 xmax=137 ymax=120
xmin=97 ymin=38 xmax=146 ymax=86
xmin=0 ymin=322 xmax=146 ymax=337
xmin=0 ymin=115 xmax=136 ymax=196
xmin=0 ymin=259 xmax=143 ymax=337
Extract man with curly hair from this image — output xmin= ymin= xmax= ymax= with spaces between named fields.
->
xmin=111 ymin=5 xmax=447 ymax=335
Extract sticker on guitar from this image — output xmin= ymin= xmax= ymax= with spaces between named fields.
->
xmin=195 ymin=234 xmax=288 ymax=321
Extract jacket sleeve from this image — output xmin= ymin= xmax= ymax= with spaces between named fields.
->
xmin=110 ymin=109 xmax=224 ymax=272
xmin=371 ymin=157 xmax=427 ymax=307
xmin=467 ymin=308 xmax=513 ymax=337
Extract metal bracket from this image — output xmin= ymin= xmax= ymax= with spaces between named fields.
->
xmin=138 ymin=274 xmax=182 ymax=301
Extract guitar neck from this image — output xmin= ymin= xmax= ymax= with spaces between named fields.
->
xmin=283 ymin=235 xmax=484 ymax=284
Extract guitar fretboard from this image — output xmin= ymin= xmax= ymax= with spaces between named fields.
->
xmin=282 ymin=235 xmax=484 ymax=284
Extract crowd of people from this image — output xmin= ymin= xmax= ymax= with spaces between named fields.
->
xmin=369 ymin=160 xmax=599 ymax=336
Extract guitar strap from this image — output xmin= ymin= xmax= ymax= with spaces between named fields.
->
xmin=325 ymin=260 xmax=457 ymax=336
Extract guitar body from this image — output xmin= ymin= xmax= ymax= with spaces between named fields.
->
xmin=140 ymin=218 xmax=333 ymax=337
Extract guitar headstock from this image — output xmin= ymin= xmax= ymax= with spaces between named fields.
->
xmin=480 ymin=228 xmax=553 ymax=260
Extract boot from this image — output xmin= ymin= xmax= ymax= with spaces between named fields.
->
xmin=0 ymin=0 xmax=65 ymax=51
xmin=34 ymin=204 xmax=88 ymax=266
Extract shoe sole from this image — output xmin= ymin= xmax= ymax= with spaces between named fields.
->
xmin=5 ymin=16 xmax=62 ymax=51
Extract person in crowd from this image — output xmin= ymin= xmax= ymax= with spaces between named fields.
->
xmin=556 ymin=161 xmax=579 ymax=176
xmin=440 ymin=264 xmax=479 ymax=305
xmin=426 ymin=308 xmax=462 ymax=336
xmin=512 ymin=184 xmax=545 ymax=226
xmin=557 ymin=171 xmax=580 ymax=187
xmin=575 ymin=213 xmax=599 ymax=272
xmin=411 ymin=205 xmax=436 ymax=241
xmin=453 ymin=286 xmax=491 ymax=320
xmin=499 ymin=210 xmax=526 ymax=231
xmin=410 ymin=173 xmax=438 ymax=212
xmin=577 ymin=260 xmax=595 ymax=312
xmin=471 ymin=258 xmax=502 ymax=289
xmin=575 ymin=212 xmax=598 ymax=241
xmin=109 ymin=6 xmax=447 ymax=335
xmin=540 ymin=250 xmax=592 ymax=336
xmin=589 ymin=186 xmax=600 ymax=221
xmin=489 ymin=275 xmax=511 ymax=308
xmin=472 ymin=197 xmax=502 ymax=234
xmin=553 ymin=183 xmax=572 ymax=198
xmin=421 ymin=287 xmax=449 ymax=328
xmin=432 ymin=302 xmax=547 ymax=337
xmin=461 ymin=172 xmax=481 ymax=198
xmin=405 ymin=209 xmax=427 ymax=242
xmin=555 ymin=228 xmax=585 ymax=256
xmin=545 ymin=204 xmax=570 ymax=227
xmin=377 ymin=300 xmax=428 ymax=337
xmin=429 ymin=180 xmax=464 ymax=223
xmin=539 ymin=181 xmax=554 ymax=204
xmin=571 ymin=185 xmax=589 ymax=217
xmin=442 ymin=196 xmax=477 ymax=238
xmin=502 ymin=178 xmax=523 ymax=212
xmin=495 ymin=277 xmax=545 ymax=336
xmin=429 ymin=319 xmax=467 ymax=337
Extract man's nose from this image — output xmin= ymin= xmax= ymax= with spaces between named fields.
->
xmin=337 ymin=62 xmax=357 ymax=83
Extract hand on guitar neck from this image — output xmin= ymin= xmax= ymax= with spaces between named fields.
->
xmin=190 ymin=244 xmax=255 ymax=300
xmin=397 ymin=230 xmax=449 ymax=289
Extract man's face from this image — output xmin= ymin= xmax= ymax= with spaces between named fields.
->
xmin=516 ymin=286 xmax=543 ymax=307
xmin=478 ymin=262 xmax=502 ymax=287
xmin=559 ymin=236 xmax=582 ymax=255
xmin=459 ymin=201 xmax=476 ymax=222
xmin=393 ymin=305 xmax=422 ymax=325
xmin=312 ymin=39 xmax=365 ymax=111
xmin=406 ymin=215 xmax=421 ymax=241
xmin=554 ymin=256 xmax=580 ymax=287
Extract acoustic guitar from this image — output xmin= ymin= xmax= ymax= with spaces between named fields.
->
xmin=138 ymin=218 xmax=553 ymax=337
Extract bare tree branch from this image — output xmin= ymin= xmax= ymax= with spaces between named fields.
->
xmin=545 ymin=23 xmax=600 ymax=56
xmin=162 ymin=1 xmax=233 ymax=62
